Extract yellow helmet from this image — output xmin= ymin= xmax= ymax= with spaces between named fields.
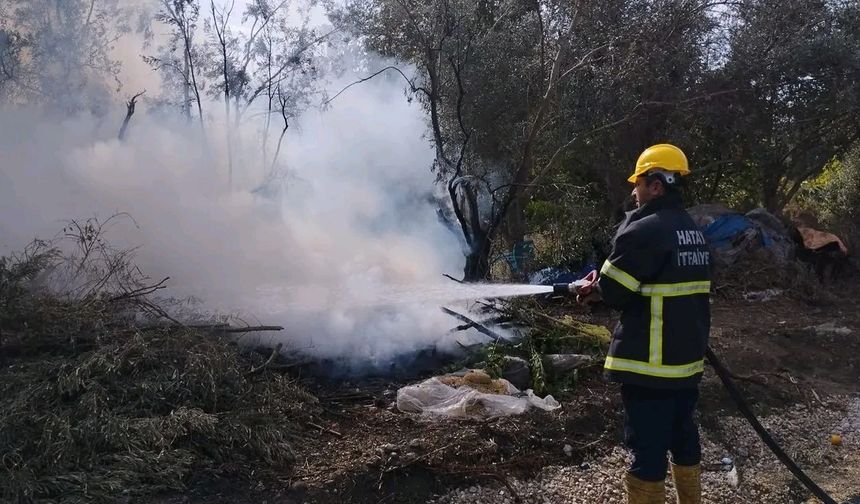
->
xmin=628 ymin=144 xmax=690 ymax=183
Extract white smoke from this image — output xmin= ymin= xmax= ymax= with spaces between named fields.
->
xmin=0 ymin=69 xmax=486 ymax=371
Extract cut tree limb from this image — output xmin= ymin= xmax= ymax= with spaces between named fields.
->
xmin=440 ymin=307 xmax=510 ymax=341
xmin=246 ymin=342 xmax=283 ymax=375
xmin=118 ymin=90 xmax=146 ymax=141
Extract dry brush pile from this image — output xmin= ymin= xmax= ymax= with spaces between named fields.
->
xmin=0 ymin=219 xmax=319 ymax=503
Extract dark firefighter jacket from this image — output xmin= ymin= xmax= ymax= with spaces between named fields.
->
xmin=597 ymin=191 xmax=711 ymax=389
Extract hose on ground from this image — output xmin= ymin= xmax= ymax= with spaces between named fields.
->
xmin=705 ymin=347 xmax=839 ymax=504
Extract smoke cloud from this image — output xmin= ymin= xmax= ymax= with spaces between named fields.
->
xmin=0 ymin=69 xmax=486 ymax=372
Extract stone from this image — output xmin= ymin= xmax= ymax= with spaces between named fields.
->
xmin=542 ymin=354 xmax=594 ymax=375
xmin=500 ymin=356 xmax=532 ymax=390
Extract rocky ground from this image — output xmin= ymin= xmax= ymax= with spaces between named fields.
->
xmin=151 ymin=294 xmax=860 ymax=504
xmin=429 ymin=396 xmax=860 ymax=504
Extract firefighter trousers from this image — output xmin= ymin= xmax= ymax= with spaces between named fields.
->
xmin=621 ymin=384 xmax=702 ymax=482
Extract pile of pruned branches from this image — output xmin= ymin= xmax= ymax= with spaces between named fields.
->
xmin=0 ymin=217 xmax=318 ymax=503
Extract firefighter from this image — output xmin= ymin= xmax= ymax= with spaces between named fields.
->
xmin=578 ymin=144 xmax=711 ymax=504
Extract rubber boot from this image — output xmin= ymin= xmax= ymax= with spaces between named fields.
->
xmin=625 ymin=473 xmax=666 ymax=504
xmin=670 ymin=463 xmax=702 ymax=504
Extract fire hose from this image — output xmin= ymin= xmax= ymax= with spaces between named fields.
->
xmin=550 ymin=281 xmax=840 ymax=503
xmin=705 ymin=348 xmax=839 ymax=504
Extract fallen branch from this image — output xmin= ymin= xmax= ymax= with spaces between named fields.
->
xmin=132 ymin=298 xmax=186 ymax=327
xmin=323 ymin=392 xmax=375 ymax=403
xmin=724 ymin=370 xmax=799 ymax=387
xmin=470 ymin=472 xmax=522 ymax=503
xmin=496 ymin=301 xmax=610 ymax=344
xmin=221 ymin=325 xmax=284 ymax=333
xmin=246 ymin=342 xmax=283 ymax=376
xmin=442 ymin=273 xmax=463 ymax=283
xmin=440 ymin=307 xmax=509 ymax=341
xmin=306 ymin=421 xmax=342 ymax=437
xmin=268 ymin=361 xmax=312 ymax=371
xmin=572 ymin=433 xmax=607 ymax=450
xmin=137 ymin=323 xmax=283 ymax=333
xmin=449 ymin=315 xmax=513 ymax=333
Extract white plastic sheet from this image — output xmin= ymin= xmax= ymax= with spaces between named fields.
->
xmin=396 ymin=377 xmax=561 ymax=418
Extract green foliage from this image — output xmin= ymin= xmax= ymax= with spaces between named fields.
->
xmin=487 ymin=298 xmax=610 ymax=396
xmin=799 ymin=150 xmax=860 ymax=227
xmin=526 ymin=335 xmax=547 ymax=396
xmin=695 ymin=0 xmax=860 ymax=211
xmin=0 ymin=241 xmax=59 ymax=336
xmin=482 ymin=341 xmax=505 ymax=379
xmin=792 ymin=146 xmax=860 ymax=261
xmin=342 ymin=0 xmax=860 ymax=250
xmin=0 ymin=0 xmax=128 ymax=112
xmin=526 ymin=176 xmax=613 ymax=270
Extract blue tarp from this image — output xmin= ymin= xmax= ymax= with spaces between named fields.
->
xmin=702 ymin=214 xmax=754 ymax=249
xmin=530 ymin=263 xmax=597 ymax=286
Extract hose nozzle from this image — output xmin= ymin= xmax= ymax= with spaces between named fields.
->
xmin=553 ymin=282 xmax=575 ymax=295
xmin=553 ymin=279 xmax=589 ymax=295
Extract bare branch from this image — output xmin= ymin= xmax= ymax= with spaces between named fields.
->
xmin=118 ymin=90 xmax=147 ymax=141
xmin=245 ymin=343 xmax=283 ymax=376
xmin=323 ymin=66 xmax=421 ymax=105
xmin=109 ymin=276 xmax=169 ymax=302
xmin=245 ymin=27 xmax=340 ymax=108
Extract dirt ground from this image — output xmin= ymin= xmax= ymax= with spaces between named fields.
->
xmin=151 ymin=293 xmax=860 ymax=504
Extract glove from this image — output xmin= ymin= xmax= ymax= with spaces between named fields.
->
xmin=576 ymin=269 xmax=602 ymax=304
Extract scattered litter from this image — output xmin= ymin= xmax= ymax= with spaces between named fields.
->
xmin=396 ymin=370 xmax=560 ymax=418
xmin=811 ymin=388 xmax=823 ymax=404
xmin=743 ymin=288 xmax=783 ymax=302
xmin=563 ymin=444 xmax=574 ymax=457
xmin=805 ymin=322 xmax=853 ymax=336
xmin=726 ymin=465 xmax=739 ymax=488
xmin=830 ymin=434 xmax=843 ymax=446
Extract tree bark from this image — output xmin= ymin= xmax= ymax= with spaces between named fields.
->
xmin=504 ymin=192 xmax=528 ymax=245
xmin=762 ymin=164 xmax=781 ymax=212
xmin=118 ymin=91 xmax=146 ymax=141
xmin=463 ymin=229 xmax=491 ymax=281
xmin=211 ymin=1 xmax=234 ymax=188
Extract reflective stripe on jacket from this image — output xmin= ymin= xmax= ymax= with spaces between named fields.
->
xmin=598 ymin=191 xmax=711 ymax=389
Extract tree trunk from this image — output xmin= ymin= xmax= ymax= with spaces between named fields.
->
xmin=762 ymin=166 xmax=781 ymax=212
xmin=463 ymin=230 xmax=492 ymax=281
xmin=183 ymin=50 xmax=191 ymax=120
xmin=604 ymin=168 xmax=629 ymax=222
xmin=503 ymin=193 xmax=528 ymax=245
xmin=225 ymin=97 xmax=233 ymax=188
xmin=707 ymin=169 xmax=725 ymax=202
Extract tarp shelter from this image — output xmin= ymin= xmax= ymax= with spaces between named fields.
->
xmin=686 ymin=205 xmax=795 ymax=267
